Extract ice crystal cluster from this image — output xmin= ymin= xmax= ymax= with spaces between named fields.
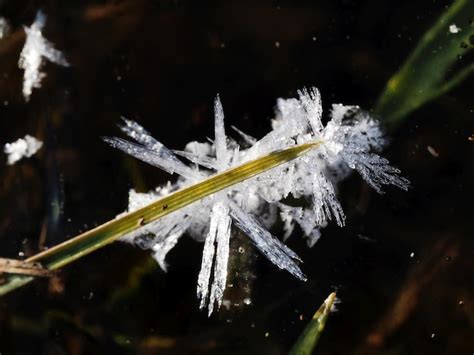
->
xmin=4 ymin=134 xmax=43 ymax=165
xmin=18 ymin=10 xmax=69 ymax=101
xmin=105 ymin=88 xmax=409 ymax=315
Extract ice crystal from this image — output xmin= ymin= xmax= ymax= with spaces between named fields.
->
xmin=104 ymin=87 xmax=409 ymax=315
xmin=18 ymin=10 xmax=69 ymax=101
xmin=449 ymin=24 xmax=461 ymax=34
xmin=0 ymin=17 xmax=10 ymax=39
xmin=4 ymin=134 xmax=43 ymax=165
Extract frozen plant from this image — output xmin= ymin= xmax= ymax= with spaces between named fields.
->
xmin=18 ymin=10 xmax=69 ymax=101
xmin=4 ymin=134 xmax=43 ymax=165
xmin=104 ymin=88 xmax=409 ymax=315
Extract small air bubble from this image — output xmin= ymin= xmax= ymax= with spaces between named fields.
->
xmin=275 ymin=41 xmax=280 ymax=48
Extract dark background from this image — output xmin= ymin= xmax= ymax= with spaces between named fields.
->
xmin=0 ymin=0 xmax=472 ymax=354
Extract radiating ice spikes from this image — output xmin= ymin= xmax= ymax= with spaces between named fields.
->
xmin=231 ymin=125 xmax=257 ymax=146
xmin=119 ymin=117 xmax=162 ymax=149
xmin=103 ymin=121 xmax=201 ymax=180
xmin=230 ymin=201 xmax=306 ymax=281
xmin=312 ymin=170 xmax=345 ymax=227
xmin=197 ymin=200 xmax=232 ymax=315
xmin=172 ymin=149 xmax=217 ymax=170
xmin=298 ymin=87 xmax=323 ymax=134
xmin=197 ymin=96 xmax=235 ymax=315
xmin=106 ymin=87 xmax=409 ymax=315
xmin=197 ymin=200 xmax=231 ymax=310
xmin=213 ymin=95 xmax=231 ymax=170
xmin=343 ymin=149 xmax=410 ymax=194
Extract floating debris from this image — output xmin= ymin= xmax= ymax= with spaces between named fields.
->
xmin=427 ymin=145 xmax=439 ymax=157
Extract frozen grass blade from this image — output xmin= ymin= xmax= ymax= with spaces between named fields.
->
xmin=289 ymin=292 xmax=336 ymax=355
xmin=0 ymin=141 xmax=321 ymax=297
xmin=374 ymin=0 xmax=474 ymax=124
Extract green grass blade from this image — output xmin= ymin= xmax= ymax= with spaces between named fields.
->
xmin=289 ymin=292 xmax=337 ymax=355
xmin=0 ymin=141 xmax=321 ymax=297
xmin=374 ymin=0 xmax=474 ymax=124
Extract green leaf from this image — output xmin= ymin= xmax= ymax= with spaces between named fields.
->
xmin=290 ymin=292 xmax=337 ymax=355
xmin=374 ymin=0 xmax=474 ymax=124
xmin=0 ymin=141 xmax=321 ymax=297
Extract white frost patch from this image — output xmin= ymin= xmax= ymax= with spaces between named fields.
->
xmin=104 ymin=87 xmax=410 ymax=315
xmin=449 ymin=24 xmax=461 ymax=34
xmin=18 ymin=10 xmax=69 ymax=101
xmin=0 ymin=17 xmax=10 ymax=39
xmin=330 ymin=295 xmax=342 ymax=313
xmin=4 ymin=135 xmax=43 ymax=165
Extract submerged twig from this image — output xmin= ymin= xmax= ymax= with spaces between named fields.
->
xmin=0 ymin=258 xmax=53 ymax=277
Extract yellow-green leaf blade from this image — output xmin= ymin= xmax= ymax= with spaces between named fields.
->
xmin=290 ymin=292 xmax=337 ymax=355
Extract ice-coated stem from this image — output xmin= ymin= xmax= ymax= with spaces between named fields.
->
xmin=0 ymin=141 xmax=321 ymax=297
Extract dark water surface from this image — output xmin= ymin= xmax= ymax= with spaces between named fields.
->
xmin=0 ymin=1 xmax=472 ymax=354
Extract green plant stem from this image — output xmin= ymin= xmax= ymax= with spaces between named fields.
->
xmin=374 ymin=0 xmax=474 ymax=124
xmin=0 ymin=141 xmax=321 ymax=297
xmin=290 ymin=292 xmax=337 ymax=355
